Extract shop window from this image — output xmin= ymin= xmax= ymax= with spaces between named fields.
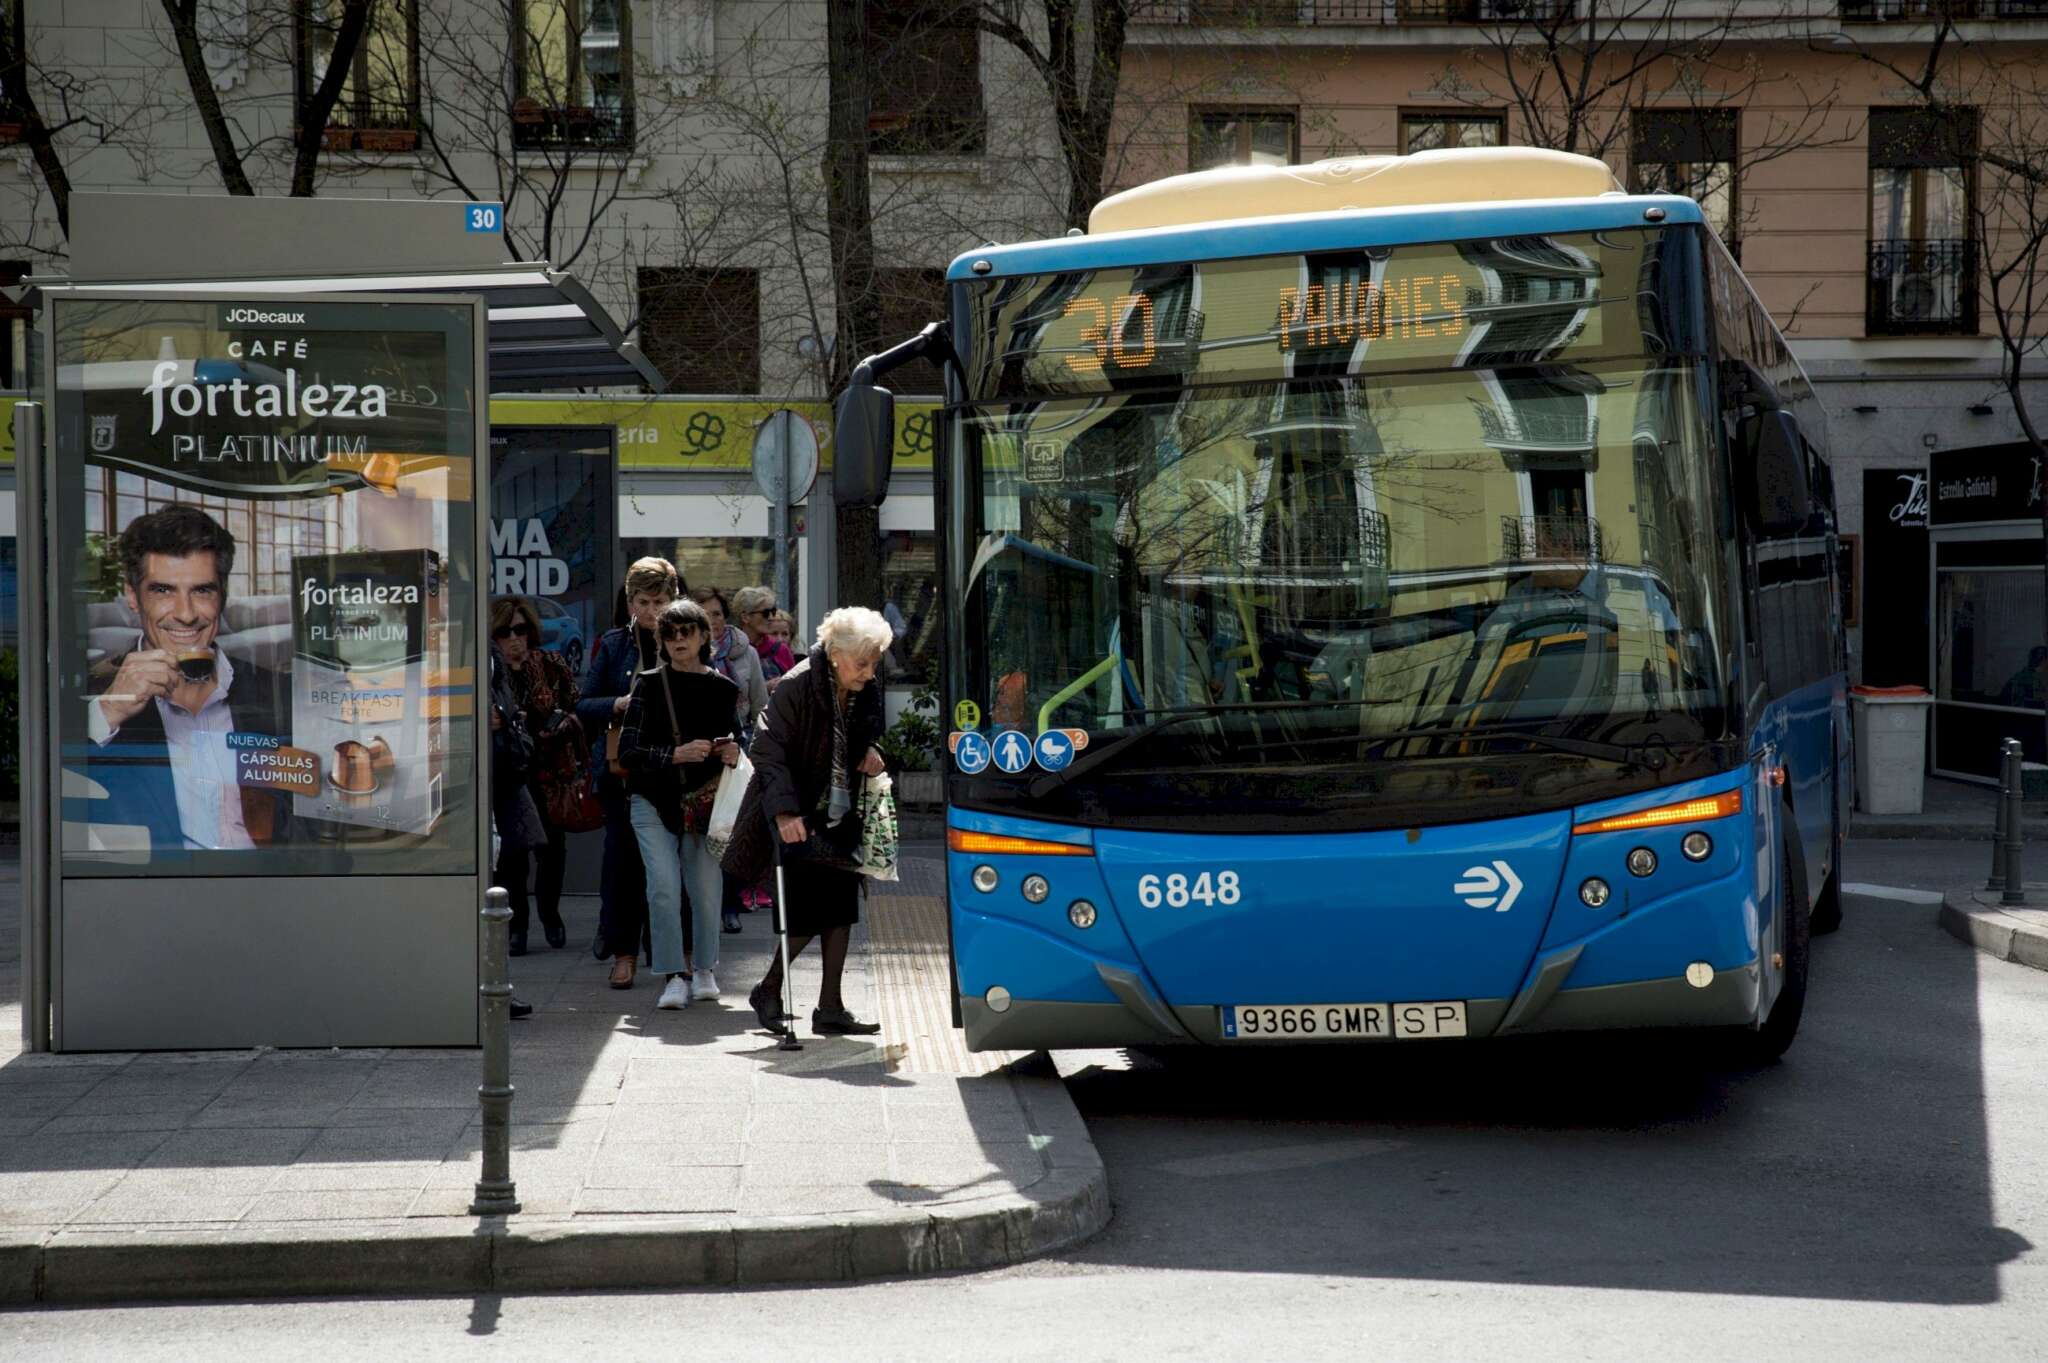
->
xmin=1937 ymin=568 xmax=2045 ymax=710
xmin=1868 ymin=107 xmax=1977 ymax=335
xmin=880 ymin=530 xmax=939 ymax=683
xmin=876 ymin=267 xmax=948 ymax=395
xmin=513 ymin=0 xmax=633 ymax=150
xmin=1189 ymin=107 xmax=1297 ymax=172
xmin=1400 ymin=110 xmax=1504 ymax=155
xmin=637 ymin=267 xmax=762 ymax=395
xmin=300 ymin=0 xmax=419 ymax=151
xmin=619 ymin=536 xmax=800 ymax=632
xmin=868 ymin=1 xmax=985 ymax=156
xmin=1631 ymin=108 xmax=1738 ymax=256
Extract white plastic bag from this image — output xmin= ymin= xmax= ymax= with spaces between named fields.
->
xmin=855 ymin=770 xmax=900 ymax=882
xmin=705 ymin=749 xmax=754 ymax=859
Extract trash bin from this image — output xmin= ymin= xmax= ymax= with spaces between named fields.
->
xmin=1850 ymin=685 xmax=1933 ymax=815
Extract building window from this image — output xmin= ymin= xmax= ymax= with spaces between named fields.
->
xmin=1630 ymin=108 xmax=1738 ymax=253
xmin=0 ymin=261 xmax=27 ymax=388
xmin=299 ymin=0 xmax=420 ymax=150
xmin=1190 ymin=107 xmax=1297 ymax=172
xmin=1400 ymin=110 xmax=1504 ymax=154
xmin=637 ymin=268 xmax=761 ymax=395
xmin=868 ymin=1 xmax=985 ymax=156
xmin=875 ymin=267 xmax=948 ymax=394
xmin=0 ymin=0 xmax=26 ymax=147
xmin=1868 ymin=107 xmax=1977 ymax=336
xmin=513 ymin=0 xmax=633 ymax=150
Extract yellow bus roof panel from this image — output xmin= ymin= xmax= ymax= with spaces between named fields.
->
xmin=1090 ymin=148 xmax=1625 ymax=237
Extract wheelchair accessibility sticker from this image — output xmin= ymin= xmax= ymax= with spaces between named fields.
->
xmin=953 ymin=731 xmax=991 ymax=775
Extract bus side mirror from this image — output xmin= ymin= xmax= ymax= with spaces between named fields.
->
xmin=833 ymin=384 xmax=895 ymax=509
xmin=1738 ymin=410 xmax=1811 ymax=536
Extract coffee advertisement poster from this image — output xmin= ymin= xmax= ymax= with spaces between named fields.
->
xmin=53 ymin=295 xmax=482 ymax=877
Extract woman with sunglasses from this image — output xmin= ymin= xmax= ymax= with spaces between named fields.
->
xmin=618 ymin=599 xmax=741 ymax=1009
xmin=490 ymin=596 xmax=581 ymax=956
xmin=576 ymin=558 xmax=677 ymax=989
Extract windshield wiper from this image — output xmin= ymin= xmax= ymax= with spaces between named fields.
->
xmin=1024 ymin=697 xmax=1395 ymax=797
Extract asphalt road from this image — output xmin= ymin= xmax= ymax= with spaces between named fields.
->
xmin=6 ymin=839 xmax=2047 ymax=1358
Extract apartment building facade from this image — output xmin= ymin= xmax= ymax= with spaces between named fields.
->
xmin=1111 ymin=1 xmax=2048 ymax=718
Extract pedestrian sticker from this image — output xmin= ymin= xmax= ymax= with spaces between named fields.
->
xmin=954 ymin=731 xmax=991 ymax=774
xmin=1033 ymin=731 xmax=1075 ymax=772
xmin=954 ymin=699 xmax=981 ymax=731
xmin=992 ymin=729 xmax=1033 ymax=775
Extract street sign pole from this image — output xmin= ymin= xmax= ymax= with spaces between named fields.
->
xmin=754 ymin=410 xmax=819 ymax=627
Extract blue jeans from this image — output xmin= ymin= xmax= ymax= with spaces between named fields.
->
xmin=629 ymin=795 xmax=723 ymax=977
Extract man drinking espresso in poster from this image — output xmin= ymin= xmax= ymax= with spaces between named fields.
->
xmin=86 ymin=504 xmax=298 ymax=852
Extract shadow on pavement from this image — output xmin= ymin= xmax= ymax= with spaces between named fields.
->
xmin=1057 ymin=895 xmax=2032 ymax=1304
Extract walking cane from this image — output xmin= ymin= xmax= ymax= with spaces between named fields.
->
xmin=771 ymin=831 xmax=802 ymax=1052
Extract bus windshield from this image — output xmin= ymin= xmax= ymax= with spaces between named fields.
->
xmin=948 ymin=226 xmax=1738 ymax=830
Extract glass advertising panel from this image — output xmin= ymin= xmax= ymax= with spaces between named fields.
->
xmin=53 ymin=294 xmax=480 ymax=876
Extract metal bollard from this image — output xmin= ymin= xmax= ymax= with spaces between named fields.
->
xmin=1988 ymin=739 xmax=2016 ymax=891
xmin=471 ymin=886 xmax=522 ymax=1216
xmin=2000 ymin=741 xmax=2029 ymax=907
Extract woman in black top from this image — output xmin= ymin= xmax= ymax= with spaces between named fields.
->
xmin=726 ymin=607 xmax=892 ymax=1036
xmin=619 ymin=600 xmax=741 ymax=1011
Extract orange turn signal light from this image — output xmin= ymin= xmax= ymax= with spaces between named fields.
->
xmin=1572 ymin=788 xmax=1742 ymax=836
xmin=947 ymin=829 xmax=1093 ymax=857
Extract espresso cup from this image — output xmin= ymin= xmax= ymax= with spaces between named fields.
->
xmin=175 ymin=649 xmax=215 ymax=684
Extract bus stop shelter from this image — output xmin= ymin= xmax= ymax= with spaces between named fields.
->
xmin=16 ymin=194 xmax=658 ymax=1053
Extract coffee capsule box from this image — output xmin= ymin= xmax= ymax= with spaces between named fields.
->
xmin=290 ymin=549 xmax=447 ymax=836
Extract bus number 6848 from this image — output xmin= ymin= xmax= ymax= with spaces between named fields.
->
xmin=1136 ymin=871 xmax=1242 ymax=909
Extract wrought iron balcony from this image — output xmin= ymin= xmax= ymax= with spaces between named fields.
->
xmin=1867 ymin=238 xmax=1978 ymax=336
xmin=1130 ymin=0 xmax=1572 ymax=25
xmin=510 ymin=100 xmax=635 ymax=151
xmin=1501 ymin=514 xmax=1603 ymax=565
xmin=1842 ymin=0 xmax=2048 ymax=18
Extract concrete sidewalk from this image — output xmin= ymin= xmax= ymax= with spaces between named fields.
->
xmin=0 ymin=854 xmax=1107 ymax=1304
xmin=1852 ymin=776 xmax=2048 ymax=841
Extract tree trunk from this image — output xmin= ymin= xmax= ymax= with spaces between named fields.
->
xmin=161 ymin=0 xmax=254 ymax=196
xmin=824 ymin=0 xmax=882 ymax=610
xmin=290 ymin=0 xmax=374 ymax=197
xmin=0 ymin=23 xmax=72 ymax=236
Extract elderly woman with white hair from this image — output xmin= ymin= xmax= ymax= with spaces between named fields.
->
xmin=723 ymin=606 xmax=893 ymax=1035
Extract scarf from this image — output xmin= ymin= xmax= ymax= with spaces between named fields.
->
xmin=825 ymin=685 xmax=853 ymax=827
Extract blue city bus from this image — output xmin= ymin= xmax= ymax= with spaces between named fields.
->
xmin=842 ymin=148 xmax=1848 ymax=1062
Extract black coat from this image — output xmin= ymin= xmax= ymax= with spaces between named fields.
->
xmin=721 ymin=649 xmax=887 ymax=883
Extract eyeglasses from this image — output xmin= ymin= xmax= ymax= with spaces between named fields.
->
xmin=492 ymin=623 xmax=531 ymax=639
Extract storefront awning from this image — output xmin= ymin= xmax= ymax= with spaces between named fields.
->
xmin=21 ymin=265 xmax=664 ymax=394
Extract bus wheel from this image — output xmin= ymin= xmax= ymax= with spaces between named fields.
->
xmin=1723 ymin=839 xmax=1811 ymax=1067
xmin=1810 ymin=820 xmax=1844 ymax=936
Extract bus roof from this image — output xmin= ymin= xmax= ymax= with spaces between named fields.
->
xmin=948 ymin=148 xmax=1703 ymax=283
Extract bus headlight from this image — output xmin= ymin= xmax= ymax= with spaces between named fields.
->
xmin=1681 ymin=831 xmax=1713 ymax=862
xmin=1021 ymin=874 xmax=1050 ymax=903
xmin=1580 ymin=877 xmax=1611 ymax=908
xmin=973 ymin=865 xmax=998 ymax=893
xmin=1626 ymin=847 xmax=1657 ymax=877
xmin=1068 ymin=900 xmax=1098 ymax=929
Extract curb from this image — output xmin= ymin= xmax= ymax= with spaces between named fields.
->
xmin=0 ymin=1070 xmax=1108 ymax=1305
xmin=1939 ymin=886 xmax=2048 ymax=973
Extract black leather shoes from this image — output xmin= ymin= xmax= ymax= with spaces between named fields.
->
xmin=507 ymin=931 xmax=528 ymax=957
xmin=509 ymin=997 xmax=533 ymax=1019
xmin=749 ymin=982 xmax=793 ymax=1033
xmin=722 ymin=912 xmax=742 ymax=934
xmin=540 ymin=912 xmax=566 ymax=949
xmin=812 ymin=1007 xmax=880 ymax=1036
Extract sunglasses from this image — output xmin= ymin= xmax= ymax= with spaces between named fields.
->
xmin=492 ymin=623 xmax=532 ymax=639
xmin=663 ymin=624 xmax=703 ymax=639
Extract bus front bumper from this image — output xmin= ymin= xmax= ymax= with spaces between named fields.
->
xmin=960 ymin=960 xmax=1761 ymax=1051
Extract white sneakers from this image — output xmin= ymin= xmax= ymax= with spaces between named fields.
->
xmin=693 ymin=968 xmax=721 ymax=1000
xmin=656 ymin=974 xmax=692 ymax=1010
